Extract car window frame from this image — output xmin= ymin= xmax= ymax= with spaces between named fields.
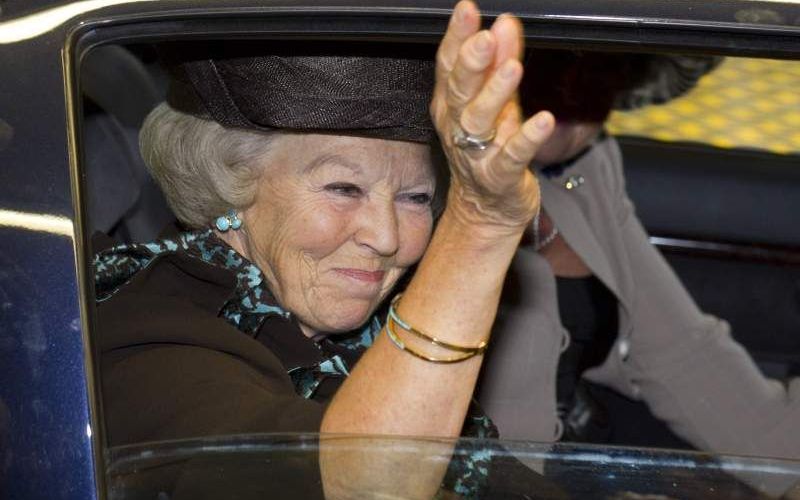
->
xmin=61 ymin=3 xmax=800 ymax=498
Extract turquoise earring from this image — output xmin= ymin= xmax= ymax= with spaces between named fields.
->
xmin=215 ymin=210 xmax=242 ymax=232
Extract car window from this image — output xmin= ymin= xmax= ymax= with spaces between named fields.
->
xmin=608 ymin=57 xmax=800 ymax=155
xmin=107 ymin=435 xmax=800 ymax=499
xmin=79 ymin=42 xmax=800 ymax=500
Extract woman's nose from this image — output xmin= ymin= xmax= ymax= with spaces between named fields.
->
xmin=354 ymin=196 xmax=400 ymax=257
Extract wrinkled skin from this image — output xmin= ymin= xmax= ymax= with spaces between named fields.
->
xmin=222 ymin=133 xmax=436 ymax=337
xmin=430 ymin=10 xmax=554 ymax=235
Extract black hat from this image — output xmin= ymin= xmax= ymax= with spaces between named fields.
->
xmin=163 ymin=42 xmax=436 ymax=143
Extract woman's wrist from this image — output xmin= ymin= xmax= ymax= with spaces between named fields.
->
xmin=438 ymin=201 xmax=533 ymax=252
xmin=398 ymin=199 xmax=530 ymax=350
xmin=442 ymin=172 xmax=540 ymax=234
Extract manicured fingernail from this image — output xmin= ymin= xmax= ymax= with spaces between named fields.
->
xmin=535 ymin=112 xmax=552 ymax=129
xmin=475 ymin=31 xmax=491 ymax=52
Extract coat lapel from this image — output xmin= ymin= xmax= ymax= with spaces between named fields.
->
xmin=539 ymin=152 xmax=632 ymax=315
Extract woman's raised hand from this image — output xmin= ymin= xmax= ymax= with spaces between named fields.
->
xmin=432 ymin=1 xmax=554 ymax=235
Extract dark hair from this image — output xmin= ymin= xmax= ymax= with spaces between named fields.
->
xmin=520 ymin=49 xmax=722 ymax=123
xmin=519 ymin=49 xmax=653 ymax=122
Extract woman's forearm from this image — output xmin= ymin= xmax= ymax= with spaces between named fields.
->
xmin=319 ymin=209 xmax=526 ymax=499
xmin=321 ymin=207 xmax=525 ymax=436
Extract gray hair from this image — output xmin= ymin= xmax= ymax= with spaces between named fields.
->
xmin=139 ymin=102 xmax=276 ymax=228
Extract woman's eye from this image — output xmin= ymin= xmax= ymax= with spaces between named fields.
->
xmin=325 ymin=183 xmax=363 ymax=198
xmin=402 ymin=193 xmax=433 ymax=206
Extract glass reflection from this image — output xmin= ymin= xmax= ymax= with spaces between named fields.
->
xmin=107 ymin=434 xmax=800 ymax=499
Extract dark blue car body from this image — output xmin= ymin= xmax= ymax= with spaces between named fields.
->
xmin=1 ymin=1 xmax=799 ymax=498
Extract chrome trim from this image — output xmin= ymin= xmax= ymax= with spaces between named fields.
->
xmin=63 ymin=33 xmax=107 ymax=500
xmin=0 ymin=0 xmax=159 ymax=44
xmin=650 ymin=236 xmax=800 ymax=265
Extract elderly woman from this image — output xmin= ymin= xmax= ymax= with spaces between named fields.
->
xmin=477 ymin=48 xmax=800 ymax=498
xmin=94 ymin=1 xmax=554 ymax=497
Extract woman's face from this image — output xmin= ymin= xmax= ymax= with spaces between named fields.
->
xmin=533 ymin=121 xmax=603 ymax=167
xmin=237 ymin=133 xmax=435 ymax=337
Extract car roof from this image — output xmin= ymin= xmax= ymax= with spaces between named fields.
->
xmin=3 ymin=0 xmax=800 ymax=43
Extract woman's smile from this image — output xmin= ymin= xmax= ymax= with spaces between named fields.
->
xmin=333 ymin=267 xmax=386 ymax=283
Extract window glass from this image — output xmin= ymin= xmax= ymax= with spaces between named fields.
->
xmin=80 ymin=41 xmax=800 ymax=500
xmin=608 ymin=58 xmax=800 ymax=155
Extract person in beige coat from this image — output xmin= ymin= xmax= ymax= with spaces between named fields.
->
xmin=477 ymin=50 xmax=800 ymax=498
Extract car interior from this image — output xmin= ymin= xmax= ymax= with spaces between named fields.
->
xmin=79 ymin=36 xmax=800 ymax=457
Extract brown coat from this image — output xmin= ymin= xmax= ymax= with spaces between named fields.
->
xmin=477 ymin=137 xmax=800 ymax=496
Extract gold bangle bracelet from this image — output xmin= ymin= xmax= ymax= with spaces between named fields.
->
xmin=385 ymin=316 xmax=480 ymax=364
xmin=388 ymin=294 xmax=488 ymax=354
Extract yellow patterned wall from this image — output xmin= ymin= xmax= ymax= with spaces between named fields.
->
xmin=607 ymin=58 xmax=800 ymax=155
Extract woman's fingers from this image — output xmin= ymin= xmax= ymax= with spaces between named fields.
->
xmin=439 ymin=9 xmax=527 ymax=136
xmin=459 ymin=58 xmax=522 ymax=137
xmin=435 ymin=1 xmax=480 ymax=98
xmin=496 ymin=111 xmax=555 ymax=175
xmin=490 ymin=14 xmax=524 ymax=69
xmin=432 ymin=4 xmax=550 ymax=228
xmin=445 ymin=30 xmax=496 ymax=121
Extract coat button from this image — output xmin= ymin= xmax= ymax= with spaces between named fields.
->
xmin=564 ymin=175 xmax=585 ymax=190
